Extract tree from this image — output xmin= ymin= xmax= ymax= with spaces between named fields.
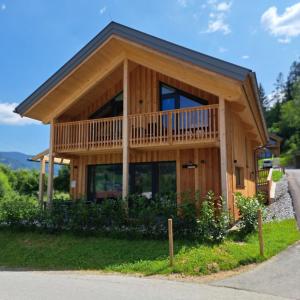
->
xmin=285 ymin=59 xmax=300 ymax=102
xmin=279 ymin=82 xmax=300 ymax=153
xmin=54 ymin=165 xmax=70 ymax=193
xmin=258 ymin=83 xmax=269 ymax=115
xmin=265 ymin=73 xmax=286 ymax=129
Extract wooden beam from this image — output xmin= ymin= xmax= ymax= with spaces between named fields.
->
xmin=231 ymin=102 xmax=246 ymax=112
xmin=43 ymin=54 xmax=125 ymax=123
xmin=120 ymin=39 xmax=242 ymax=101
xmin=219 ymin=97 xmax=229 ymax=210
xmin=122 ymin=59 xmax=129 ymax=199
xmin=47 ymin=120 xmax=55 ymax=208
xmin=194 ymin=149 xmax=199 ymax=193
xmin=176 ymin=150 xmax=181 ymax=205
xmin=38 ymin=157 xmax=46 ymax=207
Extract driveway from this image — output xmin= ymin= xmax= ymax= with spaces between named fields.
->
xmin=0 ymin=270 xmax=286 ymax=300
xmin=286 ymin=169 xmax=300 ymax=228
xmin=212 ymin=242 xmax=300 ymax=299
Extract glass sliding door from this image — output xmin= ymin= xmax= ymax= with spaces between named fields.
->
xmin=87 ymin=161 xmax=176 ymax=202
xmin=130 ymin=161 xmax=176 ymax=198
xmin=87 ymin=164 xmax=122 ymax=201
xmin=131 ymin=164 xmax=153 ymax=199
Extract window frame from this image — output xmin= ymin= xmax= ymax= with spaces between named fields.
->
xmin=129 ymin=161 xmax=176 ymax=197
xmin=235 ymin=166 xmax=245 ymax=189
xmin=89 ymin=91 xmax=123 ymax=119
xmin=87 ymin=163 xmax=123 ymax=201
xmin=159 ymin=82 xmax=208 ymax=111
xmin=87 ymin=161 xmax=177 ymax=202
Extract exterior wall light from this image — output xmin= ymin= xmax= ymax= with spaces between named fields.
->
xmin=182 ymin=162 xmax=198 ymax=169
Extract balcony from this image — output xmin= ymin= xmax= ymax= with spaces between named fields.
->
xmin=53 ymin=104 xmax=219 ymax=154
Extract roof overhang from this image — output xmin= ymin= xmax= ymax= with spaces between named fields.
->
xmin=14 ymin=22 xmax=268 ymax=144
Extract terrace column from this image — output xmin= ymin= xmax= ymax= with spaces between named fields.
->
xmin=219 ymin=97 xmax=229 ymax=210
xmin=47 ymin=120 xmax=55 ymax=208
xmin=122 ymin=59 xmax=129 ymax=199
xmin=38 ymin=157 xmax=46 ymax=208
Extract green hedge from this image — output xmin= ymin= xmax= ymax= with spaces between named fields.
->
xmin=0 ymin=191 xmax=230 ymax=242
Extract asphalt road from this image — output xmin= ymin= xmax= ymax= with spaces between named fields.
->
xmin=213 ymin=242 xmax=300 ymax=300
xmin=286 ymin=169 xmax=300 ymax=229
xmin=0 ymin=271 xmax=286 ymax=300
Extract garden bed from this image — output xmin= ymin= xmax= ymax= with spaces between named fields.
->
xmin=0 ymin=219 xmax=299 ymax=276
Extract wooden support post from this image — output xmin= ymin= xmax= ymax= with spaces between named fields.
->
xmin=219 ymin=97 xmax=228 ymax=210
xmin=168 ymin=218 xmax=174 ymax=267
xmin=176 ymin=150 xmax=181 ymax=206
xmin=122 ymin=59 xmax=129 ymax=200
xmin=168 ymin=111 xmax=172 ymax=144
xmin=47 ymin=121 xmax=55 ymax=208
xmin=258 ymin=208 xmax=264 ymax=256
xmin=38 ymin=157 xmax=46 ymax=208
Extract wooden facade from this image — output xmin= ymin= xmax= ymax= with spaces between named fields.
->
xmin=15 ymin=23 xmax=268 ymax=219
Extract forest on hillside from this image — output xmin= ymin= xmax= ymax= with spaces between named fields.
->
xmin=259 ymin=57 xmax=300 ymax=164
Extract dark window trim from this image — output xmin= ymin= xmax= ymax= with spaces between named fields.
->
xmin=87 ymin=161 xmax=176 ymax=201
xmin=89 ymin=91 xmax=123 ymax=119
xmin=87 ymin=163 xmax=122 ymax=201
xmin=235 ymin=166 xmax=245 ymax=189
xmin=159 ymin=82 xmax=208 ymax=111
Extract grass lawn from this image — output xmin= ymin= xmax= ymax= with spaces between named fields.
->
xmin=0 ymin=219 xmax=299 ymax=276
xmin=272 ymin=170 xmax=283 ymax=182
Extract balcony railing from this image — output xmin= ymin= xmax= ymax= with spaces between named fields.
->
xmin=53 ymin=104 xmax=219 ymax=153
xmin=129 ymin=104 xmax=219 ymax=147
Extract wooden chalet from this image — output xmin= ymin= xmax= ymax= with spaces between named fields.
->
xmin=15 ymin=22 xmax=268 ymax=217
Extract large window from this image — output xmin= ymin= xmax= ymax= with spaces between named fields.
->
xmin=130 ymin=161 xmax=176 ymax=199
xmin=87 ymin=164 xmax=122 ymax=201
xmin=160 ymin=83 xmax=207 ymax=111
xmin=90 ymin=92 xmax=123 ymax=119
xmin=87 ymin=162 xmax=176 ymax=201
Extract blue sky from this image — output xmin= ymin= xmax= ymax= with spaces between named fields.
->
xmin=0 ymin=0 xmax=299 ymax=154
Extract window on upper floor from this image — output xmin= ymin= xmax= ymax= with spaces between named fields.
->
xmin=159 ymin=83 xmax=207 ymax=111
xmin=90 ymin=91 xmax=123 ymax=119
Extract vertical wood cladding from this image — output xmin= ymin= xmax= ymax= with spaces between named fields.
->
xmin=70 ymin=147 xmax=221 ymax=202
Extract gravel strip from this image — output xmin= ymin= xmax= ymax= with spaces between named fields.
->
xmin=265 ymin=176 xmax=295 ymax=222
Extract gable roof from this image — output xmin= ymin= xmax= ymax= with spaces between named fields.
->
xmin=15 ymin=21 xmax=257 ymax=116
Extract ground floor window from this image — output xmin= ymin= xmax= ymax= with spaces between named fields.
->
xmin=87 ymin=161 xmax=176 ymax=201
xmin=235 ymin=166 xmax=245 ymax=189
xmin=130 ymin=161 xmax=176 ymax=199
xmin=87 ymin=164 xmax=122 ymax=201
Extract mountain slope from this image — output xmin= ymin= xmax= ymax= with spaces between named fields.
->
xmin=0 ymin=152 xmax=38 ymax=170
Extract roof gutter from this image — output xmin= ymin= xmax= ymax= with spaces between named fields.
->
xmin=245 ymin=72 xmax=269 ymax=144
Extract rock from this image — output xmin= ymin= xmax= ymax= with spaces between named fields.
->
xmin=265 ymin=176 xmax=295 ymax=222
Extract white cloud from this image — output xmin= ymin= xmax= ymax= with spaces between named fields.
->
xmin=177 ymin=0 xmax=188 ymax=7
xmin=261 ymin=2 xmax=300 ymax=43
xmin=0 ymin=102 xmax=40 ymax=126
xmin=1 ymin=3 xmax=6 ymax=11
xmin=100 ymin=6 xmax=106 ymax=14
xmin=241 ymin=55 xmax=250 ymax=59
xmin=207 ymin=17 xmax=231 ymax=34
xmin=204 ymin=1 xmax=232 ymax=35
xmin=216 ymin=1 xmax=232 ymax=12
xmin=219 ymin=47 xmax=228 ymax=53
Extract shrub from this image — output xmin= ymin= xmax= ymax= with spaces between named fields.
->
xmin=13 ymin=169 xmax=39 ymax=196
xmin=0 ymin=171 xmax=12 ymax=198
xmin=197 ymin=191 xmax=229 ymax=243
xmin=0 ymin=192 xmax=40 ymax=227
xmin=0 ymin=190 xmax=230 ymax=242
xmin=235 ymin=193 xmax=265 ymax=235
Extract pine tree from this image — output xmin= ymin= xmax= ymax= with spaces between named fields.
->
xmin=285 ymin=59 xmax=300 ymax=101
xmin=258 ymin=83 xmax=269 ymax=115
xmin=273 ymin=72 xmax=286 ymax=103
